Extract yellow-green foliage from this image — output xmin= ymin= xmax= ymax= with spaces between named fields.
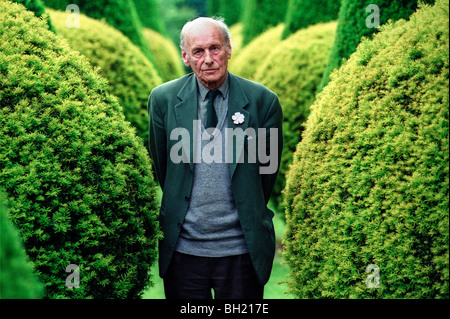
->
xmin=283 ymin=0 xmax=449 ymax=298
xmin=48 ymin=9 xmax=162 ymax=144
xmin=229 ymin=23 xmax=243 ymax=59
xmin=1 ymin=0 xmax=161 ymax=298
xmin=142 ymin=28 xmax=185 ymax=82
xmin=254 ymin=21 xmax=337 ymax=209
xmin=228 ymin=24 xmax=284 ymax=80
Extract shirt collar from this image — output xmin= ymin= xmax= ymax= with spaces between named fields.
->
xmin=197 ymin=72 xmax=230 ymax=101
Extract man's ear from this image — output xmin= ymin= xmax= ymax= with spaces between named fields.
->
xmin=181 ymin=48 xmax=190 ymax=67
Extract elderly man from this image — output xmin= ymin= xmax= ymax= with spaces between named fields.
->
xmin=148 ymin=17 xmax=283 ymax=299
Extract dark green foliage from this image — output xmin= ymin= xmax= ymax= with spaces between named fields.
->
xmin=1 ymin=192 xmax=44 ymax=299
xmin=318 ymin=0 xmax=436 ymax=92
xmin=132 ymin=0 xmax=166 ymax=34
xmin=254 ymin=21 xmax=337 ymax=211
xmin=241 ymin=0 xmax=288 ymax=46
xmin=207 ymin=0 xmax=243 ymax=26
xmin=282 ymin=0 xmax=341 ymax=39
xmin=0 ymin=1 xmax=161 ymax=298
xmin=283 ymin=0 xmax=449 ymax=298
xmin=42 ymin=0 xmax=154 ymax=64
xmin=48 ymin=9 xmax=162 ymax=147
xmin=12 ymin=0 xmax=55 ymax=32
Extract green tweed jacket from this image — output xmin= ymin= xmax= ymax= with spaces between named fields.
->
xmin=147 ymin=72 xmax=283 ymax=285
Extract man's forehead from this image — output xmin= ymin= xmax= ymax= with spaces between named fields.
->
xmin=184 ymin=21 xmax=224 ymax=47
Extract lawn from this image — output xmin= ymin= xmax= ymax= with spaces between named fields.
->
xmin=142 ymin=197 xmax=294 ymax=299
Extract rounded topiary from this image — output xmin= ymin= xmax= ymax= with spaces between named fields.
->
xmin=48 ymin=9 xmax=162 ymax=144
xmin=0 ymin=1 xmax=160 ymax=298
xmin=12 ymin=0 xmax=55 ymax=32
xmin=1 ymin=192 xmax=44 ymax=299
xmin=142 ymin=28 xmax=185 ymax=82
xmin=318 ymin=0 xmax=436 ymax=92
xmin=254 ymin=21 xmax=337 ymax=210
xmin=229 ymin=23 xmax=243 ymax=58
xmin=228 ymin=24 xmax=284 ymax=80
xmin=283 ymin=0 xmax=449 ymax=298
xmin=43 ymin=0 xmax=154 ymax=64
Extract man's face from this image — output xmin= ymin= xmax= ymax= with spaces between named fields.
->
xmin=181 ymin=22 xmax=231 ymax=89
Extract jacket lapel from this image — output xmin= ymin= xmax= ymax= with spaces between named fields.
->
xmin=174 ymin=74 xmax=198 ymax=173
xmin=227 ymin=74 xmax=249 ymax=179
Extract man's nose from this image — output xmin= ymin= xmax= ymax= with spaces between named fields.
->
xmin=204 ymin=50 xmax=213 ymax=64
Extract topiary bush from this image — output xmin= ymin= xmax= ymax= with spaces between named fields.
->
xmin=132 ymin=0 xmax=166 ymax=34
xmin=207 ymin=0 xmax=243 ymax=26
xmin=0 ymin=0 xmax=161 ymax=298
xmin=241 ymin=0 xmax=288 ymax=46
xmin=43 ymin=0 xmax=154 ymax=65
xmin=142 ymin=28 xmax=185 ymax=82
xmin=282 ymin=0 xmax=341 ymax=39
xmin=1 ymin=192 xmax=44 ymax=299
xmin=318 ymin=0 xmax=436 ymax=92
xmin=48 ymin=9 xmax=162 ymax=145
xmin=254 ymin=21 xmax=337 ymax=211
xmin=228 ymin=24 xmax=284 ymax=80
xmin=12 ymin=0 xmax=55 ymax=32
xmin=283 ymin=0 xmax=449 ymax=298
xmin=229 ymin=23 xmax=243 ymax=58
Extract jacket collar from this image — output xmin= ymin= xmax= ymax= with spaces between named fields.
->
xmin=174 ymin=72 xmax=249 ymax=178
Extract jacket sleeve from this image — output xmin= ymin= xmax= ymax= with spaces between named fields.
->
xmin=260 ymin=93 xmax=283 ymax=204
xmin=148 ymin=90 xmax=167 ymax=189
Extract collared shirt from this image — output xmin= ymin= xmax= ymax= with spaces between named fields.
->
xmin=196 ymin=73 xmax=230 ymax=126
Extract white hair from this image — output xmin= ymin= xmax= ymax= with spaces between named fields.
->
xmin=180 ymin=17 xmax=232 ymax=51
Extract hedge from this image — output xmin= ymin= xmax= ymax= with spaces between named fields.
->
xmin=0 ymin=0 xmax=161 ymax=298
xmin=1 ymin=192 xmax=44 ymax=299
xmin=229 ymin=23 xmax=243 ymax=58
xmin=282 ymin=0 xmax=341 ymax=39
xmin=42 ymin=0 xmax=154 ymax=65
xmin=318 ymin=0 xmax=436 ymax=92
xmin=254 ymin=21 xmax=337 ymax=210
xmin=283 ymin=0 xmax=449 ymax=298
xmin=142 ymin=28 xmax=185 ymax=82
xmin=132 ymin=0 xmax=166 ymax=34
xmin=48 ymin=9 xmax=162 ymax=145
xmin=228 ymin=24 xmax=284 ymax=80
xmin=12 ymin=0 xmax=55 ymax=32
xmin=207 ymin=0 xmax=243 ymax=26
xmin=241 ymin=0 xmax=288 ymax=46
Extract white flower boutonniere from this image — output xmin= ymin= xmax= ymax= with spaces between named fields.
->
xmin=232 ymin=112 xmax=245 ymax=125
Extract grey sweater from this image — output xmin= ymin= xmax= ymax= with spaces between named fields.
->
xmin=175 ymin=103 xmax=249 ymax=257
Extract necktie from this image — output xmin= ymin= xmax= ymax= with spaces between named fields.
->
xmin=206 ymin=89 xmax=220 ymax=129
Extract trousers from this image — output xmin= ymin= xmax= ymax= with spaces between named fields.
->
xmin=163 ymin=251 xmax=264 ymax=299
